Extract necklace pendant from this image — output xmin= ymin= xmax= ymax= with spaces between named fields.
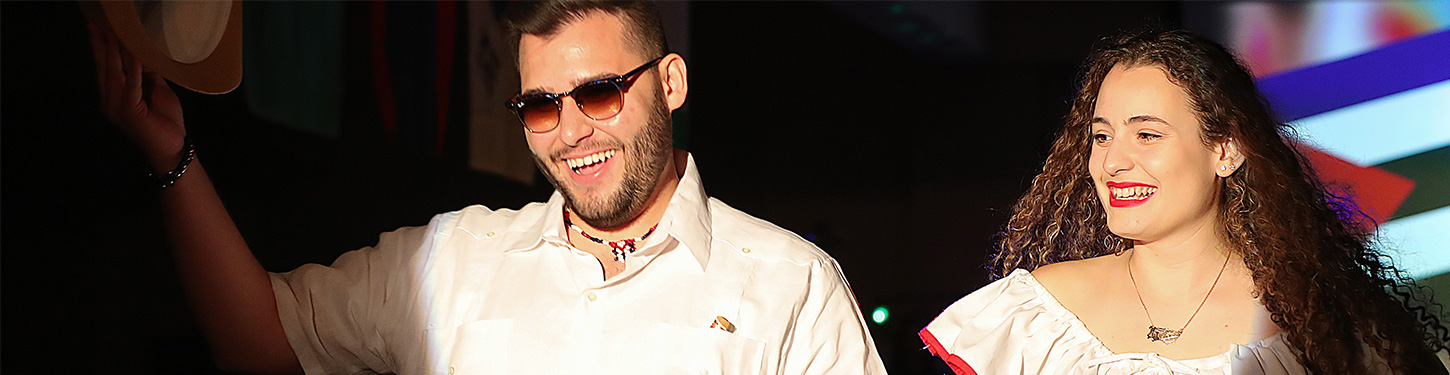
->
xmin=1146 ymin=325 xmax=1183 ymax=344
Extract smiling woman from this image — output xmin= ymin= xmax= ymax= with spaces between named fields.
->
xmin=920 ymin=29 xmax=1450 ymax=375
xmin=1087 ymin=65 xmax=1240 ymax=245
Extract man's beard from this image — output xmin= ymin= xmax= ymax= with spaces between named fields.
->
xmin=533 ymin=89 xmax=673 ymax=229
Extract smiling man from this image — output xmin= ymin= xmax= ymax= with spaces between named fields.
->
xmin=90 ymin=0 xmax=885 ymax=374
xmin=510 ymin=3 xmax=683 ymax=279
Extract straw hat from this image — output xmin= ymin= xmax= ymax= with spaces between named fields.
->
xmin=80 ymin=0 xmax=243 ymax=94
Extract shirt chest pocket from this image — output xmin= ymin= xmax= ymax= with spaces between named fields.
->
xmin=442 ymin=319 xmax=513 ymax=375
xmin=612 ymin=321 xmax=769 ymax=375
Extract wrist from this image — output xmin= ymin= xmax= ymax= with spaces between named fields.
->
xmin=141 ymin=133 xmax=189 ymax=172
xmin=149 ymin=136 xmax=196 ymax=189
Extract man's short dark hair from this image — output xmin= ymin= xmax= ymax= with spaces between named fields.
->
xmin=503 ymin=0 xmax=670 ymax=64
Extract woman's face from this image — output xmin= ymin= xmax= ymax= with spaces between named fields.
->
xmin=1088 ymin=64 xmax=1234 ymax=244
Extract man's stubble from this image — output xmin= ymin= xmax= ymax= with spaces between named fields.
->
xmin=533 ymin=86 xmax=673 ymax=229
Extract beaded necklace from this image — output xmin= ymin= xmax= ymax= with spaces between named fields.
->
xmin=563 ymin=210 xmax=658 ymax=262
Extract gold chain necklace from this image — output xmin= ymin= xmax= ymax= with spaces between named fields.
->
xmin=1127 ymin=248 xmax=1231 ymax=344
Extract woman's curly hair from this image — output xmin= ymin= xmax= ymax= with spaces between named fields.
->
xmin=990 ymin=29 xmax=1448 ymax=374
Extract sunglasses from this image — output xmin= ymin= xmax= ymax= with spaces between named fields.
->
xmin=507 ymin=56 xmax=665 ymax=133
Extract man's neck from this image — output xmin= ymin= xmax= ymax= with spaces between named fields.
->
xmin=567 ymin=150 xmax=686 ymax=280
xmin=567 ymin=149 xmax=686 ymax=242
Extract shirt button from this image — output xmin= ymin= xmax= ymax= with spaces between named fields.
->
xmin=449 ymin=366 xmax=456 ymax=374
xmin=699 ymin=369 xmax=709 ymax=375
xmin=586 ymin=292 xmax=597 ymax=301
xmin=485 ymin=231 xmax=496 ymax=238
xmin=741 ymin=247 xmax=751 ymax=254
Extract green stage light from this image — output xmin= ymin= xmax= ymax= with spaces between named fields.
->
xmin=871 ymin=306 xmax=889 ymax=324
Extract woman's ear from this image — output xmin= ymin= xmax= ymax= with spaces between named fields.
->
xmin=1215 ymin=137 xmax=1245 ymax=177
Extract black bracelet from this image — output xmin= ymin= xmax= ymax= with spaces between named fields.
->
xmin=150 ymin=137 xmax=196 ymax=189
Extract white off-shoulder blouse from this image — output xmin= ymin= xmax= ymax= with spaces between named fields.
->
xmin=920 ymin=269 xmax=1307 ymax=375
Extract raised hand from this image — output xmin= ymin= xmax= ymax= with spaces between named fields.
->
xmin=87 ymin=23 xmax=187 ymax=170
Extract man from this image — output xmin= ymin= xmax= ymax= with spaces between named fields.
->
xmin=90 ymin=1 xmax=886 ymax=374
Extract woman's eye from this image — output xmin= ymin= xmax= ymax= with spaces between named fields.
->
xmin=1092 ymin=133 xmax=1110 ymax=144
xmin=1137 ymin=132 xmax=1162 ymax=141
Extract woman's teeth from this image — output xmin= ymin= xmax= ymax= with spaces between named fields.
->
xmin=1111 ymin=186 xmax=1157 ymax=200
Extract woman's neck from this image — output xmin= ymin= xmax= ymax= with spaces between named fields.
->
xmin=1127 ymin=223 xmax=1237 ymax=296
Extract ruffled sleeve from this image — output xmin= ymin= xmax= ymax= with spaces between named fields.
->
xmin=921 ymin=269 xmax=1110 ymax=375
xmin=920 ymin=269 xmax=1310 ymax=375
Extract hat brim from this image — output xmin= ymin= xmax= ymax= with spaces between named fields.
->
xmin=82 ymin=0 xmax=243 ymax=95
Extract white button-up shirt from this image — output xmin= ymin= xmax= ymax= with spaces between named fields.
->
xmin=270 ymin=154 xmax=887 ymax=375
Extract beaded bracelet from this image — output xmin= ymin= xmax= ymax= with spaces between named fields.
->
xmin=149 ymin=137 xmax=196 ymax=189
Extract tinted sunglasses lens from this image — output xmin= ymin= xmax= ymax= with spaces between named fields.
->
xmin=519 ymin=97 xmax=560 ymax=131
xmin=573 ymin=82 xmax=624 ymax=120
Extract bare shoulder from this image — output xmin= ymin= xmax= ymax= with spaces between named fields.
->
xmin=1031 ymin=255 xmax=1122 ymax=304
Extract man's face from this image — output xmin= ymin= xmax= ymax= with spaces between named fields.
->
xmin=518 ymin=12 xmax=673 ymax=229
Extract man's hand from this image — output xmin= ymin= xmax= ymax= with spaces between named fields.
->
xmin=84 ymin=23 xmax=305 ymax=374
xmin=87 ymin=23 xmax=186 ymax=170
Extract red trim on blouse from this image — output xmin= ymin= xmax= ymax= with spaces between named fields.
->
xmin=920 ymin=327 xmax=978 ymax=375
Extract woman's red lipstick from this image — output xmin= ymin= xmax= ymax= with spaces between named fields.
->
xmin=1105 ymin=181 xmax=1157 ymax=208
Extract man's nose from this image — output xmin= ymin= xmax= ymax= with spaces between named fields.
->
xmin=556 ymin=97 xmax=595 ymax=147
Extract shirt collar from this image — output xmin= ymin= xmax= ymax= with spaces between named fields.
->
xmin=663 ymin=153 xmax=713 ymax=270
xmin=500 ymin=152 xmax=714 ymax=270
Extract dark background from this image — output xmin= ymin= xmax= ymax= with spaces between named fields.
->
xmin=3 ymin=1 xmax=1187 ymax=373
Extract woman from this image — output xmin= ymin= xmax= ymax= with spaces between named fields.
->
xmin=921 ymin=29 xmax=1448 ymax=374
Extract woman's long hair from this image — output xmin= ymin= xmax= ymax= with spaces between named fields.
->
xmin=990 ymin=29 xmax=1448 ymax=374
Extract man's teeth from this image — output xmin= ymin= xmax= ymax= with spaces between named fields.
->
xmin=566 ymin=150 xmax=616 ymax=171
xmin=1111 ymin=186 xmax=1157 ymax=200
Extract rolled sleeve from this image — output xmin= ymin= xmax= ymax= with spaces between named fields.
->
xmin=270 ymin=224 xmax=433 ymax=374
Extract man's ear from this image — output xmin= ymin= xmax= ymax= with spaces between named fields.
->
xmin=659 ymin=53 xmax=688 ymax=111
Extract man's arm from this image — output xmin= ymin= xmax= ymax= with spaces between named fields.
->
xmin=88 ymin=24 xmax=302 ymax=374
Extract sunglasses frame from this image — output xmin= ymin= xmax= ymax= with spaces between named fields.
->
xmin=507 ymin=56 xmax=666 ymax=133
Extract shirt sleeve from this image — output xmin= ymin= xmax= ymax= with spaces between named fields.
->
xmin=919 ymin=270 xmax=1101 ymax=375
xmin=269 ymin=221 xmax=437 ymax=375
xmin=780 ymin=258 xmax=889 ymax=375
